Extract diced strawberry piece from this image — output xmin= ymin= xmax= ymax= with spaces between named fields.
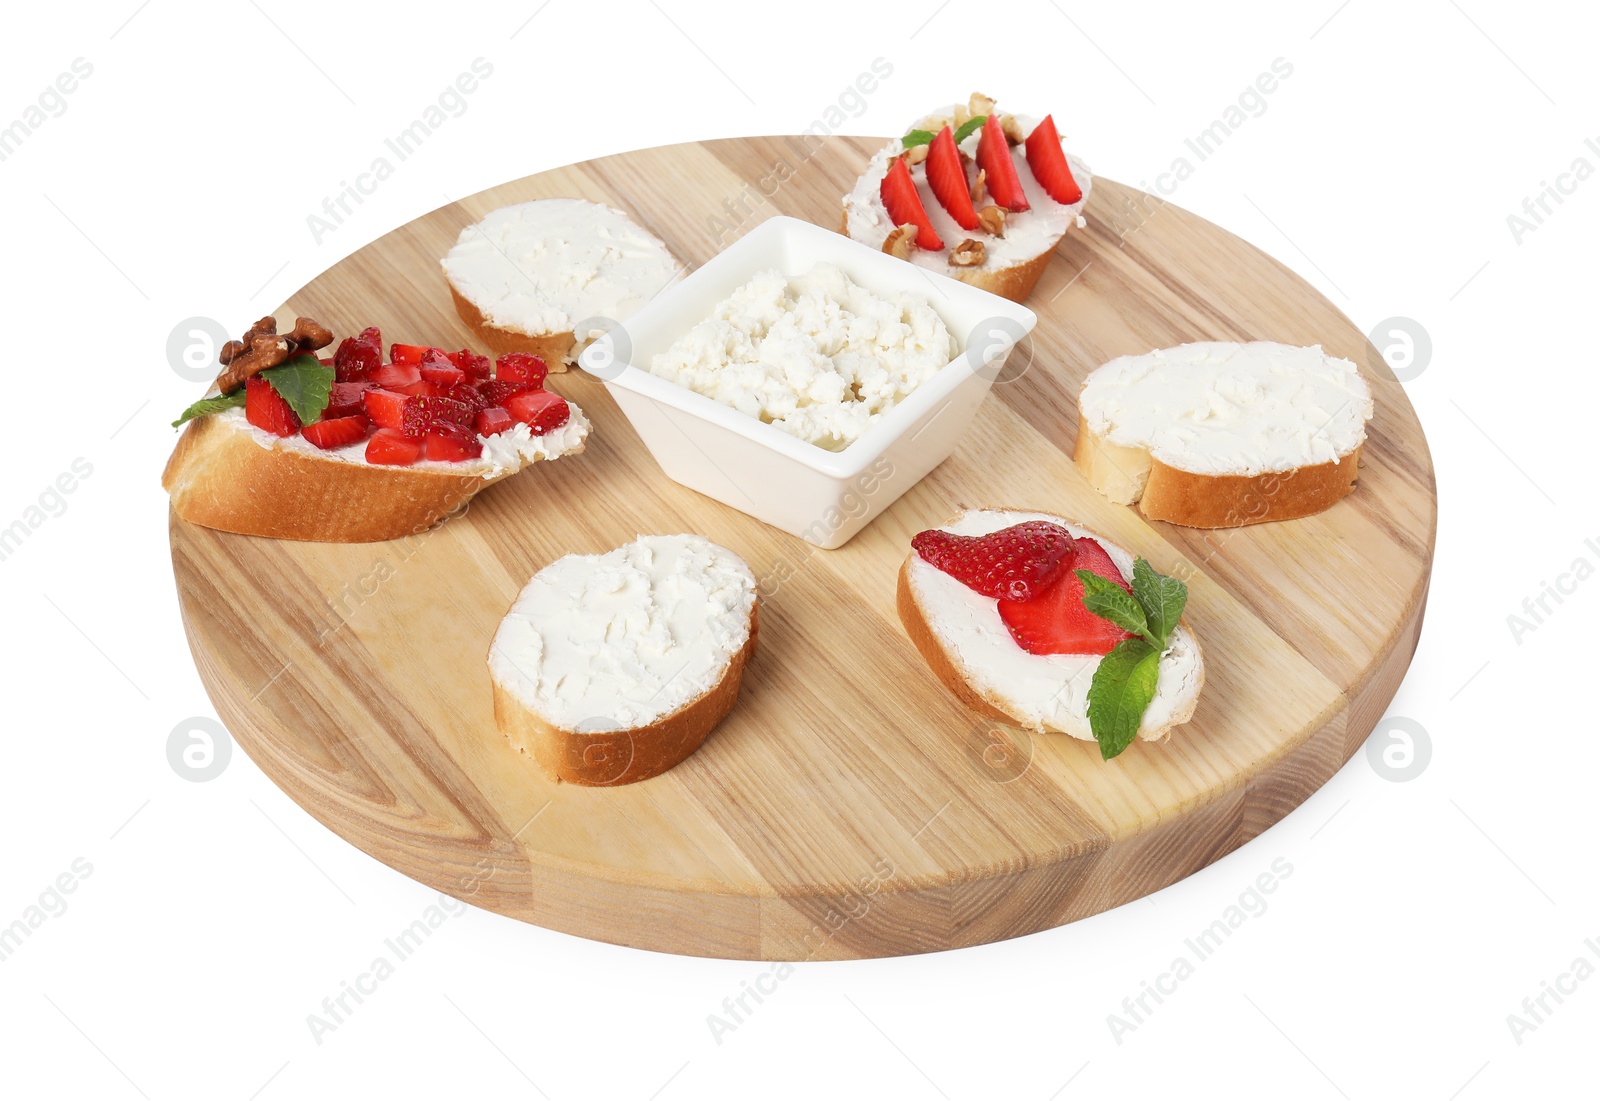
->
xmin=365 ymin=427 xmax=421 ymax=466
xmin=324 ymin=381 xmax=375 ymax=419
xmin=477 ymin=379 xmax=535 ymax=406
xmin=505 ymin=389 xmax=570 ymax=435
xmin=391 ymin=379 xmax=437 ymax=397
xmin=977 ymin=113 xmax=1030 ymax=213
xmin=475 ymin=406 xmax=514 ymax=436
xmin=997 ymin=538 xmax=1133 ymax=656
xmin=446 ymin=384 xmax=489 ymax=416
xmin=371 ymin=362 xmax=422 ymax=389
xmin=911 ymin=520 xmax=1076 ymax=602
xmin=300 ymin=414 xmax=372 ymax=451
xmin=402 ymin=395 xmax=474 ymax=437
xmin=495 ymin=352 xmax=548 ymax=388
xmin=333 ymin=333 xmax=382 ymax=382
xmin=421 ymin=422 xmax=483 ymax=462
xmin=389 ymin=343 xmax=438 ymax=365
xmin=925 ymin=126 xmax=980 ymax=231
xmin=447 ymin=348 xmax=492 ymax=380
xmin=362 ymin=388 xmax=409 ymax=430
xmin=245 ymin=377 xmax=300 ymax=437
xmin=880 ymin=154 xmax=943 ymax=251
xmin=1024 ymin=114 xmax=1082 ymax=205
xmin=420 ymin=362 xmax=467 ymax=389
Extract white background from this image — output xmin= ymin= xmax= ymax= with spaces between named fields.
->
xmin=1 ymin=1 xmax=1594 ymax=1097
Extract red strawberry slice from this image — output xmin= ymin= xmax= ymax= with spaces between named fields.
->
xmin=447 ymin=348 xmax=492 ymax=380
xmin=1024 ymin=114 xmax=1082 ymax=205
xmin=505 ymin=389 xmax=570 ymax=435
xmin=365 ymin=427 xmax=421 ymax=466
xmin=245 ymin=377 xmax=300 ymax=437
xmin=998 ymin=538 xmax=1133 ymax=656
xmin=446 ymin=384 xmax=489 ymax=416
xmin=332 ymin=335 xmax=381 ymax=382
xmin=389 ymin=343 xmax=439 ymax=365
xmin=477 ymin=379 xmax=535 ymax=406
xmin=402 ymin=395 xmax=473 ymax=438
xmin=475 ymin=406 xmax=514 ymax=436
xmin=495 ymin=352 xmax=548 ymax=388
xmin=421 ymin=422 xmax=484 ymax=462
xmin=300 ymin=414 xmax=372 ymax=451
xmin=925 ymin=126 xmax=980 ymax=231
xmin=977 ymin=114 xmax=1030 ymax=213
xmin=361 ymin=388 xmax=409 ymax=430
xmin=371 ymin=362 xmax=422 ymax=389
xmin=324 ymin=381 xmax=375 ymax=420
xmin=420 ymin=361 xmax=467 ymax=390
xmin=880 ymin=154 xmax=944 ymax=251
xmin=911 ymin=520 xmax=1075 ymax=601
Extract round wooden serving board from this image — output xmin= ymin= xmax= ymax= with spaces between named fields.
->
xmin=169 ymin=136 xmax=1436 ymax=959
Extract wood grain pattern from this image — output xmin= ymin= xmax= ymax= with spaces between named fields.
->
xmin=168 ymin=136 xmax=1436 ymax=959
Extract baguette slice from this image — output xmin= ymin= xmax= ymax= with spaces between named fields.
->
xmin=841 ymin=94 xmax=1092 ymax=303
xmin=489 ymin=534 xmax=758 ymax=786
xmin=441 ymin=198 xmax=681 ymax=371
xmin=1074 ymin=341 xmax=1374 ymax=529
xmin=163 ymin=403 xmax=588 ymax=543
xmin=898 ymin=509 xmax=1204 ymax=743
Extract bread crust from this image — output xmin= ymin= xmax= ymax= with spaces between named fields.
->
xmin=896 ymin=513 xmax=1203 ymax=742
xmin=492 ymin=605 xmax=758 ymax=786
xmin=162 ymin=412 xmax=531 ymax=542
xmin=1074 ymin=413 xmax=1362 ymax=529
xmin=838 ymin=212 xmax=1057 ymax=303
xmin=448 ymin=282 xmax=575 ymax=370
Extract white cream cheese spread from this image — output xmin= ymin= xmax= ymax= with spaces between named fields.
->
xmin=648 ymin=262 xmax=953 ymax=451
xmin=488 ymin=534 xmax=757 ymax=730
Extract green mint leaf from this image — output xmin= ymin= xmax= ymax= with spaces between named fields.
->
xmin=172 ymin=389 xmax=245 ymax=428
xmin=1076 ymin=569 xmax=1152 ymax=644
xmin=1086 ymin=638 xmax=1161 ymax=760
xmin=901 ymin=129 xmax=935 ymax=148
xmin=260 ymin=355 xmax=334 ymax=425
xmin=953 ymin=115 xmax=986 ymax=143
xmin=1131 ymin=558 xmax=1188 ymax=651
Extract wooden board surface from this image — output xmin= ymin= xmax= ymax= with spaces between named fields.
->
xmin=169 ymin=136 xmax=1436 ymax=959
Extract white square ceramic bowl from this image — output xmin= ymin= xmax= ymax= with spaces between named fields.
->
xmin=576 ymin=216 xmax=1037 ymax=549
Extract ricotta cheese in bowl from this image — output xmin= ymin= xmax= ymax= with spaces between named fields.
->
xmin=647 ymin=263 xmax=954 ymax=452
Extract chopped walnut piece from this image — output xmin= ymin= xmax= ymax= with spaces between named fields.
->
xmin=969 ymin=92 xmax=996 ymax=119
xmin=882 ymin=223 xmax=918 ymax=260
xmin=978 ymin=205 xmax=1006 ymax=237
xmin=970 ymin=168 xmax=988 ymax=206
xmin=214 ymin=315 xmax=335 ymax=394
xmin=905 ymin=142 xmax=930 ymax=166
xmin=950 ymin=239 xmax=986 ymax=266
xmin=1000 ymin=113 xmax=1025 ymax=145
xmin=953 ymin=104 xmax=970 ymax=127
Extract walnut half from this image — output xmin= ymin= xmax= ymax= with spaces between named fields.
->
xmin=978 ymin=205 xmax=1006 ymax=237
xmin=882 ymin=223 xmax=919 ymax=260
xmin=950 ymin=239 xmax=986 ymax=267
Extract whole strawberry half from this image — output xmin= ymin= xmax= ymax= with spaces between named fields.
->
xmin=245 ymin=377 xmax=300 ymax=437
xmin=997 ymin=537 xmax=1134 ymax=656
xmin=911 ymin=520 xmax=1075 ymax=602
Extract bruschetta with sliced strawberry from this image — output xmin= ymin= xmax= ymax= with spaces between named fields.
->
xmin=163 ymin=314 xmax=589 ymax=542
